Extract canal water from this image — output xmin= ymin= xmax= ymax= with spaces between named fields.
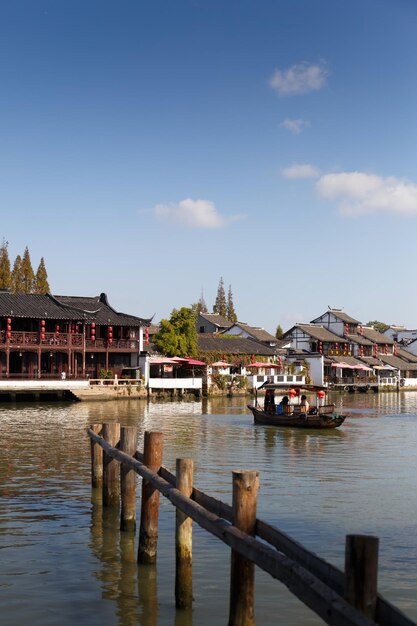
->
xmin=1 ymin=392 xmax=417 ymax=626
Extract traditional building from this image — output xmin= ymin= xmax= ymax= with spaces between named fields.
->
xmin=0 ymin=291 xmax=151 ymax=379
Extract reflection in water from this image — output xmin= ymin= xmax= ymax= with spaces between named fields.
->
xmin=1 ymin=393 xmax=417 ymax=625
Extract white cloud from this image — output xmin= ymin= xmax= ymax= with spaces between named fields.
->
xmin=269 ymin=61 xmax=328 ymax=96
xmin=280 ymin=118 xmax=310 ymax=135
xmin=151 ymin=198 xmax=244 ymax=228
xmin=281 ymin=163 xmax=320 ymax=179
xmin=316 ymin=172 xmax=417 ymax=216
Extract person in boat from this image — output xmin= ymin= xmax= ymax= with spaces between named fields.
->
xmin=277 ymin=395 xmax=291 ymax=414
xmin=264 ymin=389 xmax=276 ymax=414
xmin=300 ymin=394 xmax=310 ymax=414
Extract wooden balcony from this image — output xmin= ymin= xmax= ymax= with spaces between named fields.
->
xmin=0 ymin=331 xmax=138 ymax=352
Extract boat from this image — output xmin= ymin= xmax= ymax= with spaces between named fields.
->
xmin=247 ymin=383 xmax=346 ymax=429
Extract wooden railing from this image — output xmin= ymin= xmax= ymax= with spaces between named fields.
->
xmin=1 ymin=331 xmax=138 ymax=351
xmin=87 ymin=424 xmax=416 ymax=626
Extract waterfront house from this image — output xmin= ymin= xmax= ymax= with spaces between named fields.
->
xmin=0 ymin=290 xmax=151 ymax=380
xmin=221 ymin=322 xmax=279 ymax=348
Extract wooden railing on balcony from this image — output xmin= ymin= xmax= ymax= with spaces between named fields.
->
xmin=1 ymin=330 xmax=138 ymax=351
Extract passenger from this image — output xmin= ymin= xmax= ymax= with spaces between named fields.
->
xmin=264 ymin=389 xmax=275 ymax=414
xmin=279 ymin=395 xmax=291 ymax=414
xmin=300 ymin=394 xmax=310 ymax=414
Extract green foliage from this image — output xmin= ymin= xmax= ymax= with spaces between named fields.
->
xmin=0 ymin=239 xmax=11 ymax=290
xmin=21 ymin=246 xmax=35 ymax=293
xmin=154 ymin=307 xmax=198 ymax=357
xmin=275 ymin=324 xmax=283 ymax=339
xmin=367 ymin=320 xmax=390 ymax=333
xmin=99 ymin=369 xmax=113 ymax=379
xmin=11 ymin=255 xmax=24 ymax=293
xmin=227 ymin=284 xmax=237 ymax=323
xmin=213 ymin=276 xmax=227 ymax=317
xmin=35 ymin=257 xmax=50 ymax=293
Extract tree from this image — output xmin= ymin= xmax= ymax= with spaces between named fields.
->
xmin=367 ymin=320 xmax=390 ymax=334
xmin=35 ymin=257 xmax=50 ymax=293
xmin=21 ymin=246 xmax=35 ymax=293
xmin=213 ymin=277 xmax=227 ymax=317
xmin=275 ymin=324 xmax=283 ymax=339
xmin=226 ymin=284 xmax=237 ymax=323
xmin=11 ymin=255 xmax=24 ymax=293
xmin=0 ymin=239 xmax=11 ymax=290
xmin=196 ymin=290 xmax=208 ymax=315
xmin=153 ymin=307 xmax=198 ymax=357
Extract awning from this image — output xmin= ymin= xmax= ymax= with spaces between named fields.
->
xmin=212 ymin=361 xmax=233 ymax=367
xmin=173 ymin=357 xmax=206 ymax=366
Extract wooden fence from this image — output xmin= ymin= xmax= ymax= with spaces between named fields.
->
xmin=87 ymin=423 xmax=416 ymax=626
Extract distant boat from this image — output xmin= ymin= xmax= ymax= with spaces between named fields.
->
xmin=247 ymin=383 xmax=346 ymax=429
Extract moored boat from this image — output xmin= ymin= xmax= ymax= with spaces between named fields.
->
xmin=247 ymin=383 xmax=346 ymax=429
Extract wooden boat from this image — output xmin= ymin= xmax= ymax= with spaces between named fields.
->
xmin=247 ymin=383 xmax=346 ymax=429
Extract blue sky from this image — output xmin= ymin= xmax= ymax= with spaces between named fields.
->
xmin=1 ymin=0 xmax=417 ymax=333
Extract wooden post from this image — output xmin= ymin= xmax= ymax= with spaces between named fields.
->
xmin=228 ymin=470 xmax=259 ymax=626
xmin=345 ymin=534 xmax=379 ymax=620
xmin=90 ymin=424 xmax=103 ymax=488
xmin=102 ymin=422 xmax=121 ymax=507
xmin=120 ymin=426 xmax=138 ymax=532
xmin=138 ymin=431 xmax=163 ymax=564
xmin=175 ymin=458 xmax=194 ymax=609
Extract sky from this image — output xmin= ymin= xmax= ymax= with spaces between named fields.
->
xmin=1 ymin=0 xmax=417 ymax=334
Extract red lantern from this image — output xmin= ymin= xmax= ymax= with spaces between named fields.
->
xmin=7 ymin=318 xmax=11 ymax=324
xmin=360 ymin=345 xmax=364 ymax=356
xmin=6 ymin=331 xmax=11 ymax=339
xmin=344 ymin=323 xmax=349 ymax=336
xmin=319 ymin=341 xmax=323 ymax=354
xmin=7 ymin=324 xmax=11 ymax=332
xmin=288 ymin=388 xmax=297 ymax=398
xmin=360 ymin=325 xmax=363 ymax=336
xmin=317 ymin=390 xmax=326 ymax=399
xmin=108 ymin=338 xmax=113 ymax=345
xmin=91 ymin=322 xmax=96 ymax=328
xmin=56 ymin=325 xmax=60 ymax=334
xmin=41 ymin=333 xmax=45 ymax=341
xmin=41 ymin=320 xmax=45 ymax=327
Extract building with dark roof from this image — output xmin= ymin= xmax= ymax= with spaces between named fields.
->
xmin=0 ymin=290 xmax=151 ymax=379
xmin=197 ymin=312 xmax=231 ymax=334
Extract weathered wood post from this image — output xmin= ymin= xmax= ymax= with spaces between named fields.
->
xmin=120 ymin=426 xmax=138 ymax=532
xmin=175 ymin=458 xmax=194 ymax=609
xmin=228 ymin=470 xmax=259 ymax=626
xmin=138 ymin=431 xmax=163 ymax=564
xmin=345 ymin=534 xmax=379 ymax=620
xmin=102 ymin=422 xmax=121 ymax=507
xmin=90 ymin=424 xmax=103 ymax=488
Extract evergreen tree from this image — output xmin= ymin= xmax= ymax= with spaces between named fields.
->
xmin=153 ymin=307 xmax=198 ymax=357
xmin=275 ymin=324 xmax=283 ymax=339
xmin=196 ymin=290 xmax=208 ymax=315
xmin=226 ymin=284 xmax=237 ymax=323
xmin=11 ymin=255 xmax=24 ymax=293
xmin=21 ymin=246 xmax=35 ymax=293
xmin=213 ymin=277 xmax=227 ymax=317
xmin=0 ymin=239 xmax=11 ymax=290
xmin=35 ymin=257 xmax=50 ymax=293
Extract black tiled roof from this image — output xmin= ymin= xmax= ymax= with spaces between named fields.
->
xmin=198 ymin=334 xmax=276 ymax=356
xmin=0 ymin=291 xmax=151 ymax=326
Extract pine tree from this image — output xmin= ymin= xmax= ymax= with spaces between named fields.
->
xmin=196 ymin=289 xmax=208 ymax=315
xmin=11 ymin=255 xmax=24 ymax=293
xmin=213 ymin=277 xmax=227 ymax=317
xmin=21 ymin=246 xmax=35 ymax=293
xmin=226 ymin=284 xmax=237 ymax=323
xmin=0 ymin=239 xmax=12 ymax=290
xmin=275 ymin=324 xmax=283 ymax=339
xmin=35 ymin=257 xmax=50 ymax=293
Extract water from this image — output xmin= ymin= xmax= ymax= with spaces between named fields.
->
xmin=1 ymin=392 xmax=417 ymax=625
